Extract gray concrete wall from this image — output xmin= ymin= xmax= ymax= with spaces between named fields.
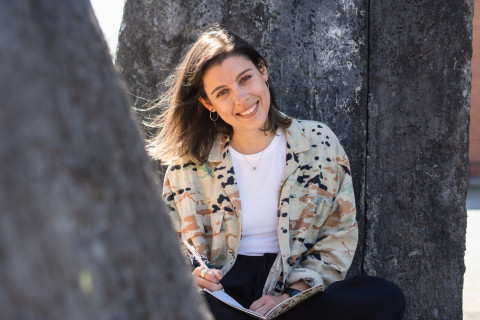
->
xmin=365 ymin=1 xmax=472 ymax=318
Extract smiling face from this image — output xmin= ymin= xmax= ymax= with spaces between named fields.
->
xmin=199 ymin=55 xmax=270 ymax=137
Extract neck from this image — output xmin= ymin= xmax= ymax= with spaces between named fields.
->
xmin=231 ymin=129 xmax=275 ymax=155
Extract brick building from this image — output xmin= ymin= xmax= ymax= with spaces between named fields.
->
xmin=470 ymin=0 xmax=480 ymax=177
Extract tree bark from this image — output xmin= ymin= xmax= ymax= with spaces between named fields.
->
xmin=116 ymin=0 xmax=473 ymax=318
xmin=0 ymin=1 xmax=210 ymax=319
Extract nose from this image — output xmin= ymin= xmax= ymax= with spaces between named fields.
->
xmin=233 ymin=86 xmax=249 ymax=105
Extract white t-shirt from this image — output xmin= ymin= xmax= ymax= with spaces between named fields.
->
xmin=229 ymin=128 xmax=286 ymax=256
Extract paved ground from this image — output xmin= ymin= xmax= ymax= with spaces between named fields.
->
xmin=467 ymin=181 xmax=480 ymax=210
xmin=464 ymin=181 xmax=480 ymax=320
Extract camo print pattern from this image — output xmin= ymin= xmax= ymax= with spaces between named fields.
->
xmin=163 ymin=118 xmax=358 ymax=296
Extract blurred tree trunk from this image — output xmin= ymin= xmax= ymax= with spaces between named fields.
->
xmin=0 ymin=1 xmax=210 ymax=319
xmin=116 ymin=0 xmax=473 ymax=319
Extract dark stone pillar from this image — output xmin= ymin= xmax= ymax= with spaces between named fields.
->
xmin=365 ymin=0 xmax=473 ymax=318
xmin=0 ymin=1 xmax=209 ymax=319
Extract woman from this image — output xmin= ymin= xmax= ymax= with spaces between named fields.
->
xmin=149 ymin=26 xmax=405 ymax=319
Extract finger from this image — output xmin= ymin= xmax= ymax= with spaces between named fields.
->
xmin=249 ymin=297 xmax=265 ymax=311
xmin=255 ymin=305 xmax=273 ymax=316
xmin=192 ymin=268 xmax=208 ymax=286
xmin=192 ymin=268 xmax=223 ymax=290
xmin=209 ymin=269 xmax=223 ymax=281
xmin=194 ymin=268 xmax=222 ymax=284
xmin=250 ymin=297 xmax=278 ymax=315
xmin=192 ymin=266 xmax=222 ymax=280
xmin=202 ymin=270 xmax=218 ymax=283
xmin=192 ymin=266 xmax=204 ymax=277
xmin=193 ymin=267 xmax=211 ymax=281
xmin=197 ymin=277 xmax=223 ymax=291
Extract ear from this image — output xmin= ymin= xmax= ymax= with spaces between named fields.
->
xmin=261 ymin=67 xmax=268 ymax=82
xmin=258 ymin=60 xmax=268 ymax=82
xmin=199 ymin=97 xmax=215 ymax=112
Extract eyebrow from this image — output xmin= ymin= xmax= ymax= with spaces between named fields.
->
xmin=210 ymin=68 xmax=252 ymax=96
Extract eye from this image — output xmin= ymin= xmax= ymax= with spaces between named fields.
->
xmin=240 ymin=75 xmax=251 ymax=83
xmin=216 ymin=89 xmax=228 ymax=98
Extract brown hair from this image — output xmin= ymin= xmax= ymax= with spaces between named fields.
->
xmin=147 ymin=25 xmax=291 ymax=164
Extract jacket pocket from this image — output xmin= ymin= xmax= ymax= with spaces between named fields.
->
xmin=288 ymin=198 xmax=315 ymax=239
xmin=288 ymin=198 xmax=316 ymax=221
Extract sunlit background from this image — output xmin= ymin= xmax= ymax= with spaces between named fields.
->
xmin=90 ymin=0 xmax=124 ymax=59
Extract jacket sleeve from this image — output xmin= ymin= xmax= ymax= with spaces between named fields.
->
xmin=162 ymin=169 xmax=216 ymax=269
xmin=285 ymin=133 xmax=358 ymax=290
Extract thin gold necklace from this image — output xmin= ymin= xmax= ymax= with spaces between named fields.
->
xmin=230 ymin=133 xmax=272 ymax=171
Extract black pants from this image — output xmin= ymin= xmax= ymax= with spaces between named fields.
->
xmin=204 ymin=254 xmax=406 ymax=320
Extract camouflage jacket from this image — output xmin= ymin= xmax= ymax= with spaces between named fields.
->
xmin=163 ymin=118 xmax=358 ymax=296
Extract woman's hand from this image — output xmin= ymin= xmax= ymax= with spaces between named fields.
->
xmin=250 ymin=280 xmax=309 ymax=315
xmin=192 ymin=267 xmax=223 ymax=291
xmin=249 ymin=294 xmax=290 ymax=316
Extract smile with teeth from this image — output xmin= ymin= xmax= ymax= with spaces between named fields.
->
xmin=238 ymin=102 xmax=258 ymax=116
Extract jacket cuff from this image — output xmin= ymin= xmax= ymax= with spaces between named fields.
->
xmin=285 ymin=268 xmax=325 ymax=291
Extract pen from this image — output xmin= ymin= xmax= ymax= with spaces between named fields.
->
xmin=182 ymin=239 xmax=224 ymax=291
xmin=182 ymin=239 xmax=210 ymax=270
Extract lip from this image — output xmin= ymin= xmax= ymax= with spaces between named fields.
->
xmin=236 ymin=101 xmax=259 ymax=118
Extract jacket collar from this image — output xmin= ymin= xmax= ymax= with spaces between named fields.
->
xmin=208 ymin=133 xmax=230 ymax=163
xmin=207 ymin=117 xmax=309 ymax=162
xmin=284 ymin=118 xmax=310 ymax=153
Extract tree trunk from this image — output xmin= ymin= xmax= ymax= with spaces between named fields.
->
xmin=116 ymin=0 xmax=473 ymax=318
xmin=0 ymin=1 xmax=210 ymax=319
